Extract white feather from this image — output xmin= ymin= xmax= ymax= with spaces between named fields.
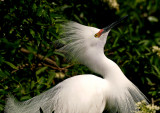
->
xmin=5 ymin=21 xmax=148 ymax=113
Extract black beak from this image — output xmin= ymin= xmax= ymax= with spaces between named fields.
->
xmin=102 ymin=15 xmax=128 ymax=34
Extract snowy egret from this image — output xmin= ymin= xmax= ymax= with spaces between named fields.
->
xmin=5 ymin=16 xmax=148 ymax=113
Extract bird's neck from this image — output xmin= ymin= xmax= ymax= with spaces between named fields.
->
xmin=82 ymin=52 xmax=125 ymax=80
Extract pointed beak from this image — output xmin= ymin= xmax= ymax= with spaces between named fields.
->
xmin=102 ymin=15 xmax=128 ymax=34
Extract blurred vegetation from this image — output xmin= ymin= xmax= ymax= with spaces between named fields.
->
xmin=0 ymin=0 xmax=160 ymax=112
xmin=135 ymin=100 xmax=160 ymax=113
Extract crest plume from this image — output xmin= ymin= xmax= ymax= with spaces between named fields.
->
xmin=57 ymin=21 xmax=101 ymax=62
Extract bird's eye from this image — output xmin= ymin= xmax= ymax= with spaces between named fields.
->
xmin=94 ymin=34 xmax=98 ymax=37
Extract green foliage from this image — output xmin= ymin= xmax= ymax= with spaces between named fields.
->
xmin=0 ymin=0 xmax=64 ymax=111
xmin=0 ymin=0 xmax=160 ymax=112
xmin=113 ymin=0 xmax=160 ymax=104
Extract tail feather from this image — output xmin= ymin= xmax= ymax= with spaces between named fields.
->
xmin=5 ymin=95 xmax=20 ymax=113
xmin=106 ymin=81 xmax=148 ymax=113
xmin=5 ymin=85 xmax=61 ymax=113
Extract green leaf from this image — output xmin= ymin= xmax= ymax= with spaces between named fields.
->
xmin=74 ymin=14 xmax=83 ymax=24
xmin=152 ymin=65 xmax=160 ymax=78
xmin=0 ymin=70 xmax=10 ymax=78
xmin=135 ymin=49 xmax=140 ymax=56
xmin=32 ymin=3 xmax=37 ymax=12
xmin=37 ymin=7 xmax=44 ymax=17
xmin=47 ymin=71 xmax=55 ymax=86
xmin=112 ymin=36 xmax=119 ymax=47
xmin=30 ymin=29 xmax=35 ymax=37
xmin=31 ymin=81 xmax=35 ymax=89
xmin=54 ymin=56 xmax=60 ymax=66
xmin=53 ymin=51 xmax=65 ymax=57
xmin=146 ymin=77 xmax=153 ymax=86
xmin=22 ymin=19 xmax=29 ymax=24
xmin=36 ymin=67 xmax=48 ymax=76
xmin=41 ymin=9 xmax=47 ymax=17
xmin=3 ymin=61 xmax=18 ymax=70
xmin=20 ymin=96 xmax=31 ymax=101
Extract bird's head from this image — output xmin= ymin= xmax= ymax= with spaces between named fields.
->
xmin=58 ymin=16 xmax=128 ymax=62
xmin=94 ymin=15 xmax=128 ymax=38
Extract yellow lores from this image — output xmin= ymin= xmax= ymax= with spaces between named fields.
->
xmin=94 ymin=29 xmax=104 ymax=38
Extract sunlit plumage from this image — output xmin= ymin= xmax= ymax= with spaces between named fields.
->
xmin=5 ymin=18 xmax=148 ymax=113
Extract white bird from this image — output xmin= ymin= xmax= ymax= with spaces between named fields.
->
xmin=5 ymin=16 xmax=148 ymax=113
